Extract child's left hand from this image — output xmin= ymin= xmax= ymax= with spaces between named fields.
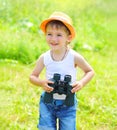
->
xmin=71 ymin=81 xmax=83 ymax=93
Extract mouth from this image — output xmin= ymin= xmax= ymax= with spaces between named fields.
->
xmin=50 ymin=43 xmax=59 ymax=46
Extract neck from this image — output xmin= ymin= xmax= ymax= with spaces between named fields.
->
xmin=51 ymin=47 xmax=68 ymax=61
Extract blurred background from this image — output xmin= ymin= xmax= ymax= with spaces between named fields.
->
xmin=0 ymin=0 xmax=116 ymax=64
xmin=0 ymin=0 xmax=117 ymax=130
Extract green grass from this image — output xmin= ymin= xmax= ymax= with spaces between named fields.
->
xmin=0 ymin=0 xmax=117 ymax=129
xmin=0 ymin=47 xmax=117 ymax=130
xmin=0 ymin=60 xmax=40 ymax=129
xmin=76 ymin=48 xmax=117 ymax=130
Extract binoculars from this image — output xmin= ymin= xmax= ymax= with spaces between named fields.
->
xmin=43 ymin=73 xmax=75 ymax=106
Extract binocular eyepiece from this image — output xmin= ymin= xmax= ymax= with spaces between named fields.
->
xmin=53 ymin=73 xmax=71 ymax=82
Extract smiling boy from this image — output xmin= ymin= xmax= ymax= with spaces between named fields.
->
xmin=30 ymin=12 xmax=94 ymax=130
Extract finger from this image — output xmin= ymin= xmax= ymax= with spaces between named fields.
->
xmin=46 ymin=88 xmax=53 ymax=93
xmin=45 ymin=85 xmax=54 ymax=92
xmin=71 ymin=88 xmax=76 ymax=93
xmin=72 ymin=83 xmax=78 ymax=88
xmin=45 ymin=87 xmax=51 ymax=92
xmin=46 ymin=90 xmax=51 ymax=93
xmin=71 ymin=86 xmax=81 ymax=93
xmin=48 ymin=80 xmax=54 ymax=84
xmin=47 ymin=82 xmax=54 ymax=90
xmin=49 ymin=87 xmax=54 ymax=91
xmin=47 ymin=85 xmax=54 ymax=90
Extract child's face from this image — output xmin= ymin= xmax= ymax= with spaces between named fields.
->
xmin=45 ymin=25 xmax=71 ymax=51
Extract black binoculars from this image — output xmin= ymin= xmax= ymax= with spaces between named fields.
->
xmin=43 ymin=73 xmax=75 ymax=106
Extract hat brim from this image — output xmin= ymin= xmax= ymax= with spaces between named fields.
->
xmin=40 ymin=18 xmax=75 ymax=40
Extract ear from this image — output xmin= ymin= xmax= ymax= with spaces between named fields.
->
xmin=67 ymin=35 xmax=72 ymax=43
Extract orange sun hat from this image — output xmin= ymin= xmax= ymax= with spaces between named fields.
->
xmin=40 ymin=12 xmax=76 ymax=40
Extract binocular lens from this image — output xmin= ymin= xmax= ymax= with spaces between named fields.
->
xmin=53 ymin=73 xmax=61 ymax=80
xmin=64 ymin=75 xmax=71 ymax=82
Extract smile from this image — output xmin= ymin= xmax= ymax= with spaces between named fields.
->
xmin=50 ymin=43 xmax=59 ymax=46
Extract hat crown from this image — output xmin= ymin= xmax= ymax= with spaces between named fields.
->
xmin=49 ymin=12 xmax=72 ymax=25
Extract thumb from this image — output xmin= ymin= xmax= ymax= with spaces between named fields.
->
xmin=48 ymin=80 xmax=54 ymax=84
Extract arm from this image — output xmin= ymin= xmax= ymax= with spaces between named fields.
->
xmin=72 ymin=52 xmax=95 ymax=93
xmin=29 ymin=54 xmax=53 ymax=92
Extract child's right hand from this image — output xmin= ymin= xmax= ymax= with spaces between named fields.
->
xmin=40 ymin=80 xmax=54 ymax=93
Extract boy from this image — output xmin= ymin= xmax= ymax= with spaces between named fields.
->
xmin=30 ymin=12 xmax=94 ymax=130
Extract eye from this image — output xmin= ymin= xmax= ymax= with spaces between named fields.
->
xmin=57 ymin=34 xmax=62 ymax=37
xmin=47 ymin=33 xmax=52 ymax=36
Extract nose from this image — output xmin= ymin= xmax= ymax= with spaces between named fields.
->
xmin=51 ymin=35 xmax=57 ymax=42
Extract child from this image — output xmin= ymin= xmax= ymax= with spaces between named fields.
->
xmin=30 ymin=12 xmax=94 ymax=130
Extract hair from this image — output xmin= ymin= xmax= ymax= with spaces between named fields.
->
xmin=45 ymin=20 xmax=71 ymax=35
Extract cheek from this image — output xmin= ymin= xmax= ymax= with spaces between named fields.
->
xmin=46 ymin=36 xmax=50 ymax=42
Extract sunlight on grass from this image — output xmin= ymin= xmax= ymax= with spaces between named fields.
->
xmin=0 ymin=0 xmax=117 ymax=129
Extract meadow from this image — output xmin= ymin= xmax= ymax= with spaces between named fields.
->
xmin=0 ymin=0 xmax=117 ymax=130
